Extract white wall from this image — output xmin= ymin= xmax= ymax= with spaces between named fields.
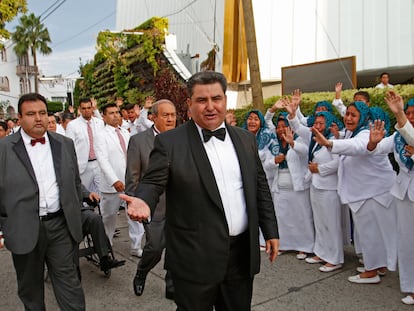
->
xmin=116 ymin=0 xmax=414 ymax=80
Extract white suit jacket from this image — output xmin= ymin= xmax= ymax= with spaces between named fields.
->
xmin=370 ymin=133 xmax=414 ymax=201
xmin=331 ymin=130 xmax=395 ymax=206
xmin=65 ymin=116 xmax=104 ymax=174
xmin=95 ymin=125 xmax=130 ymax=193
xmin=396 ymin=121 xmax=414 ymax=146
xmin=288 ymin=115 xmax=339 ymax=190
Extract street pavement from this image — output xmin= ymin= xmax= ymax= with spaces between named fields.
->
xmin=0 ymin=210 xmax=410 ymax=310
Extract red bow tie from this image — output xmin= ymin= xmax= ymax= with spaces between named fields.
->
xmin=30 ymin=137 xmax=46 ymax=146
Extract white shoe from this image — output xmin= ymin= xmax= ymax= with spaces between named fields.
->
xmin=260 ymin=245 xmax=266 ymax=252
xmin=296 ymin=253 xmax=307 ymax=260
xmin=319 ymin=264 xmax=342 ymax=272
xmin=356 ymin=266 xmax=386 ymax=276
xmin=305 ymin=257 xmax=323 ymax=264
xmin=131 ymin=249 xmax=143 ymax=258
xmin=348 ymin=274 xmax=381 ymax=284
xmin=402 ymin=295 xmax=414 ymax=305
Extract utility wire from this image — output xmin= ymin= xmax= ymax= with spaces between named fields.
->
xmin=39 ymin=0 xmax=64 ymax=19
xmin=52 ymin=11 xmax=115 ymax=48
xmin=162 ymin=0 xmax=198 ymax=18
xmin=41 ymin=0 xmax=67 ymax=22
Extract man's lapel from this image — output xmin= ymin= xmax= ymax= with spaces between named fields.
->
xmin=12 ymin=132 xmax=37 ymax=184
xmin=48 ymin=133 xmax=62 ymax=187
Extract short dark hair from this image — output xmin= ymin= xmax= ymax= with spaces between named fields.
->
xmin=79 ymin=98 xmax=91 ymax=105
xmin=187 ymin=71 xmax=227 ymax=97
xmin=353 ymin=91 xmax=370 ymax=103
xmin=62 ymin=112 xmax=75 ymax=122
xmin=18 ymin=93 xmax=47 ymax=114
xmin=379 ymin=72 xmax=390 ymax=78
xmin=125 ymin=103 xmax=136 ymax=111
xmin=0 ymin=121 xmax=7 ymax=131
xmin=101 ymin=103 xmax=118 ymax=115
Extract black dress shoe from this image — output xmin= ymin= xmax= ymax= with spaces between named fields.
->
xmin=100 ymin=256 xmax=126 ymax=272
xmin=133 ymin=273 xmax=147 ymax=296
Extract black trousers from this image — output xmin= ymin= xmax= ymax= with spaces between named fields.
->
xmin=137 ymin=219 xmax=173 ymax=291
xmin=12 ymin=214 xmax=85 ymax=311
xmin=172 ymin=231 xmax=253 ymax=311
xmin=81 ymin=209 xmax=110 ymax=258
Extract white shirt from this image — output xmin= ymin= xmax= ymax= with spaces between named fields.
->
xmin=195 ymin=122 xmax=248 ymax=236
xmin=21 ymin=130 xmax=60 ymax=216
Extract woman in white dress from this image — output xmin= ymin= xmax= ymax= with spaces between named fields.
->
xmin=312 ymin=101 xmax=397 ymax=284
xmin=263 ymin=110 xmax=314 ymax=259
xmin=368 ymin=97 xmax=414 ymax=304
xmin=287 ymin=106 xmax=344 ymax=272
xmin=242 ymin=110 xmax=279 ymax=249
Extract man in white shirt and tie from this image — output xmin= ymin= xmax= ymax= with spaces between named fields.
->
xmin=66 ymin=98 xmax=104 ymax=192
xmin=95 ymin=103 xmax=144 ymax=253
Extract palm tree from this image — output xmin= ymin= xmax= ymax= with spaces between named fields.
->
xmin=12 ymin=13 xmax=52 ymax=93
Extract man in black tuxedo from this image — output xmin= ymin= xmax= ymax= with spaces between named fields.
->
xmin=121 ymin=71 xmax=279 ymax=310
xmin=0 ymin=93 xmax=85 ymax=310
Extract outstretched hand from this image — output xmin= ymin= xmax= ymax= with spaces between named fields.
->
xmin=384 ymin=90 xmax=404 ymax=115
xmin=369 ymin=120 xmax=386 ymax=145
xmin=119 ymin=194 xmax=151 ymax=222
xmin=311 ymin=127 xmax=330 ymax=147
xmin=282 ymin=127 xmax=295 ymax=146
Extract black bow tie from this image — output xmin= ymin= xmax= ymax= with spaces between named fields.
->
xmin=31 ymin=137 xmax=46 ymax=146
xmin=202 ymin=128 xmax=226 ymax=142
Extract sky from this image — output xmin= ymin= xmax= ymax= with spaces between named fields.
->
xmin=6 ymin=0 xmax=117 ymax=77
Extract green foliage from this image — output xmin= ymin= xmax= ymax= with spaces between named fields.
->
xmin=47 ymin=101 xmax=64 ymax=113
xmin=0 ymin=0 xmax=27 ymax=44
xmin=76 ymin=17 xmax=185 ymax=109
xmin=11 ymin=12 xmax=52 ymax=93
xmin=235 ymin=84 xmax=414 ymax=130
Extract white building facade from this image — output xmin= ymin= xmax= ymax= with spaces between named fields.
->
xmin=0 ymin=40 xmax=35 ymax=118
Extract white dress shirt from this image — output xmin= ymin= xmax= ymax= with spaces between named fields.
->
xmin=195 ymin=122 xmax=248 ymax=236
xmin=21 ymin=130 xmax=60 ymax=216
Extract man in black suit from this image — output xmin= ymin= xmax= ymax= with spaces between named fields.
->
xmin=121 ymin=71 xmax=279 ymax=310
xmin=125 ymin=99 xmax=177 ymax=299
xmin=0 ymin=93 xmax=85 ymax=310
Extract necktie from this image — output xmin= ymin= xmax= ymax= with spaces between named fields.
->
xmin=87 ymin=121 xmax=96 ymax=160
xmin=115 ymin=127 xmax=127 ymax=155
xmin=30 ymin=137 xmax=46 ymax=146
xmin=202 ymin=128 xmax=226 ymax=142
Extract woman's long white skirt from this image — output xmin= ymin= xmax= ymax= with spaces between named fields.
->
xmin=310 ymin=185 xmax=344 ymax=265
xmin=349 ymin=198 xmax=397 ymax=271
xmin=273 ymin=188 xmax=314 ymax=253
xmin=396 ymin=195 xmax=414 ymax=293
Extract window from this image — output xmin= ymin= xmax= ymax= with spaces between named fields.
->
xmin=0 ymin=48 xmax=6 ymax=62
xmin=0 ymin=76 xmax=10 ymax=92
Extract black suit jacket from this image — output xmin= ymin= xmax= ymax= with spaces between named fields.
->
xmin=0 ymin=131 xmax=83 ymax=254
xmin=135 ymin=120 xmax=278 ymax=283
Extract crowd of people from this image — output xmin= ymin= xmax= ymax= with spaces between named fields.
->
xmin=0 ymin=70 xmax=413 ymax=309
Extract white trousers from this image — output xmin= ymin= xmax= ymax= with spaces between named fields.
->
xmin=80 ymin=160 xmax=100 ymax=193
xmin=100 ymin=192 xmax=121 ymax=245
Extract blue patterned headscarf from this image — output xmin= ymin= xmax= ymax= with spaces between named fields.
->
xmin=307 ymin=101 xmax=334 ymax=127
xmin=369 ymin=107 xmax=391 ymax=136
xmin=242 ymin=110 xmax=277 ymax=153
xmin=348 ymin=101 xmax=370 ymax=138
xmin=394 ymin=99 xmax=414 ymax=170
xmin=271 ymin=112 xmax=296 ymax=168
xmin=308 ymin=111 xmax=336 ymax=161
